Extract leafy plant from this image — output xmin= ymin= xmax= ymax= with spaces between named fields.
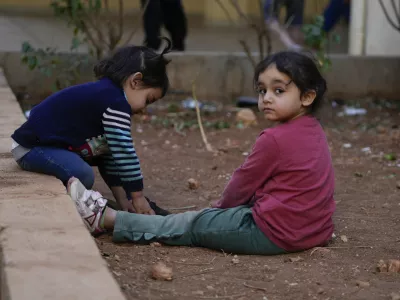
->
xmin=302 ymin=15 xmax=340 ymax=72
xmin=216 ymin=0 xmax=272 ymax=69
xmin=21 ymin=41 xmax=89 ymax=91
xmin=20 ymin=0 xmax=149 ymax=91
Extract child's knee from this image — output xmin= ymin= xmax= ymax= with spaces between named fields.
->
xmin=72 ymin=166 xmax=95 ymax=189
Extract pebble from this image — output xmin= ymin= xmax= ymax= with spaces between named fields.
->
xmin=356 ymin=280 xmax=370 ymax=288
xmin=236 ymin=109 xmax=258 ymax=127
xmin=188 ymin=178 xmax=200 ymax=190
xmin=192 ymin=291 xmax=204 ymax=296
xmin=232 ymin=255 xmax=240 ymax=264
xmin=376 ymin=125 xmax=387 ymax=134
xmin=391 ymin=292 xmax=400 ymax=300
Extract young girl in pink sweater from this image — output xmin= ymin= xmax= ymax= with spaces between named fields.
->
xmin=68 ymin=51 xmax=335 ymax=255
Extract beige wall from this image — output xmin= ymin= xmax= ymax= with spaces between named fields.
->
xmin=0 ymin=0 xmax=329 ymax=23
xmin=364 ymin=0 xmax=400 ymax=56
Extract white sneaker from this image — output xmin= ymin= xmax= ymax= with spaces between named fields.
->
xmin=67 ymin=177 xmax=107 ymax=236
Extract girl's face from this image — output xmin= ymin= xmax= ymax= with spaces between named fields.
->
xmin=256 ymin=64 xmax=316 ymax=122
xmin=124 ymin=73 xmax=163 ymax=113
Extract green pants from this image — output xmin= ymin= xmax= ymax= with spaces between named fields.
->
xmin=113 ymin=205 xmax=286 ymax=255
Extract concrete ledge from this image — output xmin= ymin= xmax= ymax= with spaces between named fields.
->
xmin=1 ymin=51 xmax=400 ymax=102
xmin=0 ymin=69 xmax=125 ymax=300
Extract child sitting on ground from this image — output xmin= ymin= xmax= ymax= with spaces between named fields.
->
xmin=67 ymin=51 xmax=336 ymax=255
xmin=11 ymin=39 xmax=174 ymax=215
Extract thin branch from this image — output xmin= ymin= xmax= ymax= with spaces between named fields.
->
xmin=229 ymin=0 xmax=251 ymax=24
xmin=80 ymin=22 xmax=104 ymax=59
xmin=239 ymin=40 xmax=257 ymax=69
xmin=168 ymin=205 xmax=197 ymax=211
xmin=390 ymin=0 xmax=400 ymax=23
xmin=175 ymin=267 xmax=219 ymax=279
xmin=243 ymin=283 xmax=268 ymax=292
xmin=260 ymin=0 xmax=272 ymax=56
xmin=379 ymin=0 xmax=400 ymax=31
xmin=215 ymin=0 xmax=236 ymax=25
xmin=122 ymin=0 xmax=150 ymax=46
xmin=117 ymin=0 xmax=124 ymax=43
xmin=398 ymin=0 xmax=400 ymax=23
xmin=257 ymin=0 xmax=265 ymax=61
xmin=103 ymin=0 xmax=115 ymax=52
xmin=192 ymin=75 xmax=213 ymax=152
xmin=77 ymin=9 xmax=109 ymax=57
xmin=173 ymin=257 xmax=216 ymax=265
xmin=200 ymin=294 xmax=246 ymax=299
xmin=216 ymin=0 xmax=271 ymax=66
xmin=265 ymin=28 xmax=272 ymax=56
xmin=310 ymin=246 xmax=372 ymax=256
xmin=325 ymin=246 xmax=373 ymax=249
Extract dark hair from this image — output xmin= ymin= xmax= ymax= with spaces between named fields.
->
xmin=253 ymin=51 xmax=327 ymax=113
xmin=94 ymin=37 xmax=172 ymax=97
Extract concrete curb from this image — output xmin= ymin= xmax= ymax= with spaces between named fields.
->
xmin=0 ymin=68 xmax=125 ymax=300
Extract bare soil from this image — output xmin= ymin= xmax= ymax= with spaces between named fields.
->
xmin=38 ymin=97 xmax=394 ymax=299
xmin=93 ymin=99 xmax=400 ymax=300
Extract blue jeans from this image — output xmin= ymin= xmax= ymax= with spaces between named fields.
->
xmin=16 ymin=147 xmax=117 ymax=190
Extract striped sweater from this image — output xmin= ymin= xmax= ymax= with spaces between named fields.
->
xmin=12 ymin=78 xmax=143 ymax=193
xmin=101 ymin=108 xmax=143 ymax=185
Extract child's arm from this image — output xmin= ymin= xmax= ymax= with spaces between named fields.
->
xmin=102 ymin=106 xmax=154 ymax=215
xmin=213 ymin=132 xmax=280 ymax=209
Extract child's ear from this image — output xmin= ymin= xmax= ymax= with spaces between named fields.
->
xmin=301 ymin=90 xmax=317 ymax=108
xmin=128 ymin=72 xmax=143 ymax=89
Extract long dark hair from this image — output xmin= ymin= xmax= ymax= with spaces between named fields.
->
xmin=94 ymin=37 xmax=172 ymax=97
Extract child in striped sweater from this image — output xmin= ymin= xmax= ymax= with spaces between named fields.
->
xmin=11 ymin=38 xmax=173 ymax=215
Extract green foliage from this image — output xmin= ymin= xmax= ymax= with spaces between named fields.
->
xmin=21 ymin=41 xmax=89 ymax=91
xmin=20 ymin=0 xmax=133 ymax=91
xmin=50 ymin=0 xmax=107 ymax=58
xmin=302 ymin=15 xmax=340 ymax=72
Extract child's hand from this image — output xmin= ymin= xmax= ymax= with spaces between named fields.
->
xmin=119 ymin=199 xmax=136 ymax=213
xmin=132 ymin=196 xmax=156 ymax=215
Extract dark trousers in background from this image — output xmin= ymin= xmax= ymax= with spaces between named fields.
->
xmin=323 ymin=0 xmax=351 ymax=32
xmin=264 ymin=0 xmax=305 ymax=26
xmin=141 ymin=0 xmax=187 ymax=51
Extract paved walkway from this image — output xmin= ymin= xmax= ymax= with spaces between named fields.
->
xmin=0 ymin=68 xmax=124 ymax=300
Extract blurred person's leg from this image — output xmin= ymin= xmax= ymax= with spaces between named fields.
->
xmin=161 ymin=0 xmax=187 ymax=51
xmin=142 ymin=0 xmax=163 ymax=50
xmin=264 ymin=0 xmax=281 ymax=22
xmin=323 ymin=0 xmax=350 ymax=33
xmin=264 ymin=0 xmax=302 ymax=50
xmin=284 ymin=0 xmax=304 ymax=45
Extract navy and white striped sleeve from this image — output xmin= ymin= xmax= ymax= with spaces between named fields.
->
xmin=102 ymin=107 xmax=143 ymax=193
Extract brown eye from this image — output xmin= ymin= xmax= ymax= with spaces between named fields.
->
xmin=257 ymin=88 xmax=266 ymax=95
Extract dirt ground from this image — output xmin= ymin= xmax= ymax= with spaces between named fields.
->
xmin=91 ymin=98 xmax=399 ymax=300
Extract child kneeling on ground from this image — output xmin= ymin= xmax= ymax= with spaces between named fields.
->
xmin=68 ymin=51 xmax=336 ymax=255
xmin=11 ymin=39 xmax=174 ymax=215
